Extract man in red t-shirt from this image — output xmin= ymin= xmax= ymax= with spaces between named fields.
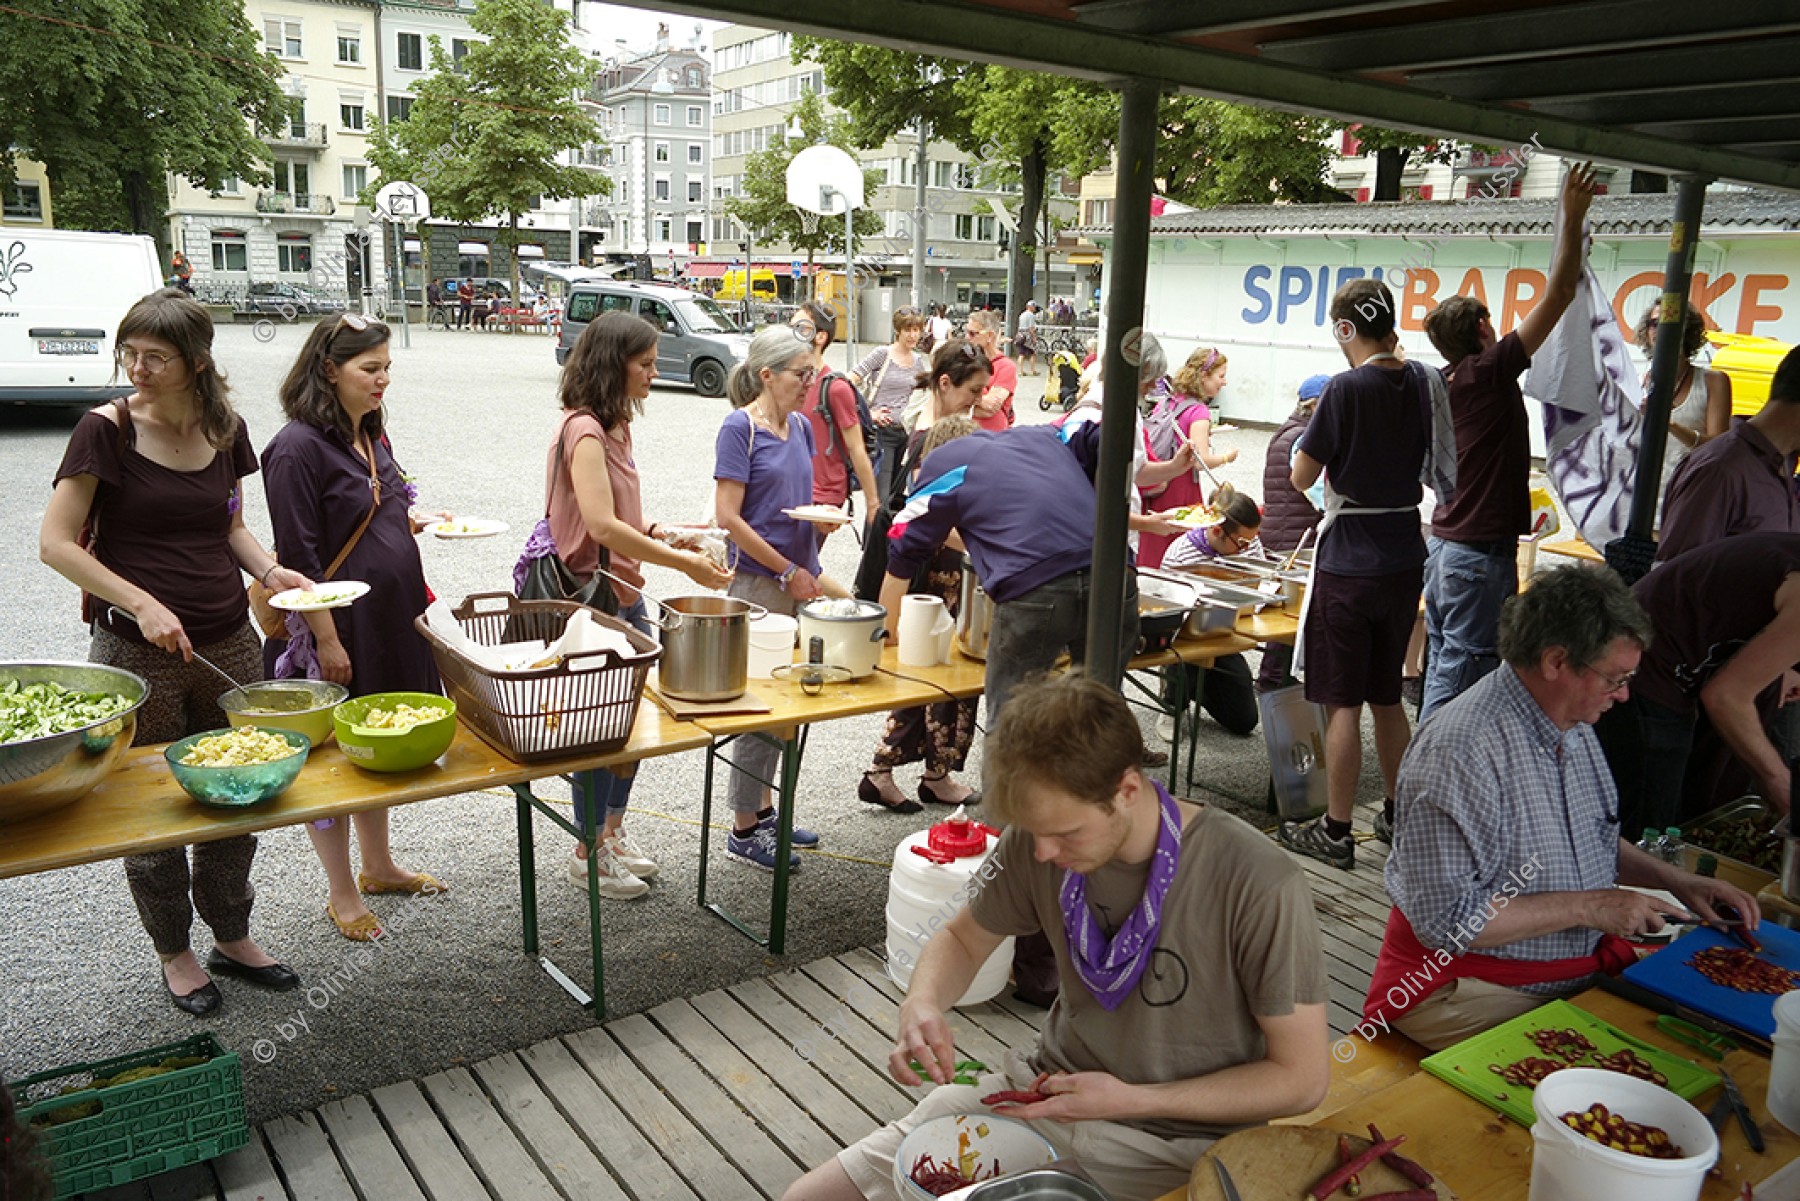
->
xmin=966 ymin=309 xmax=1017 ymax=432
xmin=791 ymin=301 xmax=878 ymax=538
xmin=1416 ymin=164 xmax=1596 ymax=724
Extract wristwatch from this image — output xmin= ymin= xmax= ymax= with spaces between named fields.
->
xmin=778 ymin=563 xmax=799 ymax=587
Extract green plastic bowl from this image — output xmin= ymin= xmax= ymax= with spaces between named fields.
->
xmin=218 ymin=680 xmax=348 ymax=750
xmin=332 ymin=693 xmax=457 ymax=772
xmin=164 ymin=727 xmax=310 ymax=808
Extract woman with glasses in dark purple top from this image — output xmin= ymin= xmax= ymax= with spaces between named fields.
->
xmin=41 ymin=289 xmax=305 ymax=1016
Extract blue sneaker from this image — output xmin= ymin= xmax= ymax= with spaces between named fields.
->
xmin=727 ymin=824 xmax=800 ymax=872
xmin=759 ymin=810 xmax=819 ymax=848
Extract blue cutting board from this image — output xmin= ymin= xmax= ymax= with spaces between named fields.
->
xmin=1621 ymin=922 xmax=1800 ymax=1039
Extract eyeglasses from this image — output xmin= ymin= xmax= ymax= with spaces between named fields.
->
xmin=332 ymin=313 xmax=372 ymax=337
xmin=1580 ymin=663 xmax=1636 ymax=693
xmin=116 ymin=347 xmax=176 ymax=375
xmin=1221 ymin=528 xmax=1254 ymax=553
xmin=784 ymin=365 xmax=819 ymax=384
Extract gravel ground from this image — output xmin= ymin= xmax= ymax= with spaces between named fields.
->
xmin=0 ymin=323 xmax=1330 ymax=1123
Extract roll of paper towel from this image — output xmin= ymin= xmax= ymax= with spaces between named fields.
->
xmin=897 ymin=594 xmax=954 ymax=666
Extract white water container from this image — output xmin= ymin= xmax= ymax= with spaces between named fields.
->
xmin=885 ymin=810 xmax=1014 ymax=1006
xmin=1771 ymin=988 xmax=1800 ymax=1135
xmin=1528 ymin=1068 xmax=1717 ymax=1201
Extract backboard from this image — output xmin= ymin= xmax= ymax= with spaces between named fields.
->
xmin=786 ymin=145 xmax=863 ymax=215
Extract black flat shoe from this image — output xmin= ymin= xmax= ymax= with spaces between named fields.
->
xmin=859 ymin=773 xmax=923 ymax=814
xmin=917 ymin=778 xmax=976 ymax=807
xmin=206 ymin=951 xmax=301 ymax=992
xmin=168 ymin=978 xmax=222 ymax=1016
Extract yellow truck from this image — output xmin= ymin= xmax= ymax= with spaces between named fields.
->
xmin=717 ymin=268 xmax=778 ymax=303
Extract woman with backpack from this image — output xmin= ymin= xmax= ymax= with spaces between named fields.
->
xmin=849 ymin=305 xmax=926 ymax=508
xmin=792 ymin=301 xmax=877 ymax=544
xmin=1139 ymin=345 xmax=1239 ymax=568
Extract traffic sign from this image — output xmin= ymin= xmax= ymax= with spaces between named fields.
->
xmin=791 ymin=260 xmax=803 ymax=279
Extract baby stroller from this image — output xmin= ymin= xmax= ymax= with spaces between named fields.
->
xmin=1039 ymin=342 xmax=1084 ymax=412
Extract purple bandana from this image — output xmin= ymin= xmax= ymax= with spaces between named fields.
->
xmin=1059 ymin=782 xmax=1183 ymax=1011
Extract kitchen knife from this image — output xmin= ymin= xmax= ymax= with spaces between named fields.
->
xmin=1213 ymin=1158 xmax=1245 ymax=1201
xmin=1596 ymin=973 xmax=1775 ymax=1054
xmin=1718 ymin=1065 xmax=1766 ymax=1153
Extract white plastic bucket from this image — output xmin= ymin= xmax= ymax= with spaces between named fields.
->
xmin=1771 ymin=989 xmax=1800 ymax=1135
xmin=746 ymin=614 xmax=798 ymax=679
xmin=1528 ymin=1068 xmax=1717 ymax=1201
xmin=885 ymin=828 xmax=1014 ymax=1007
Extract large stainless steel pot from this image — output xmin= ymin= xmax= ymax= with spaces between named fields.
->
xmin=0 ymin=662 xmax=148 ymax=823
xmin=957 ymin=569 xmax=996 ymax=661
xmin=653 ymin=596 xmax=762 ymax=702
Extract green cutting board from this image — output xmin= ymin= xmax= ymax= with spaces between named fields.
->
xmin=1419 ymin=999 xmax=1718 ymax=1127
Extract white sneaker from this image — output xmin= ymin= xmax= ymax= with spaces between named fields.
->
xmin=1155 ymin=711 xmax=1177 ymax=742
xmin=567 ymin=845 xmax=649 ymax=899
xmin=605 ymin=832 xmax=658 ymax=879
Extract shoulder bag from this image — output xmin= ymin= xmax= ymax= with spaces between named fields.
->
xmin=249 ymin=427 xmax=382 ymax=638
xmin=516 ymin=414 xmax=620 ymax=616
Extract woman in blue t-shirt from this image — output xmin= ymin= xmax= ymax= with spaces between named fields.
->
xmin=712 ymin=324 xmax=825 ymax=870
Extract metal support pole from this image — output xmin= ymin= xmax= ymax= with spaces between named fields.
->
xmin=391 ymin=222 xmax=411 ymax=348
xmin=1084 ymin=76 xmax=1159 ymax=688
xmin=912 ymin=121 xmax=929 ymax=309
xmin=1612 ymin=174 xmax=1708 ymax=579
xmin=845 ymin=201 xmax=857 ymax=367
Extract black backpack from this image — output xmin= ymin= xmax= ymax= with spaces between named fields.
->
xmin=817 ymin=370 xmax=877 ymax=467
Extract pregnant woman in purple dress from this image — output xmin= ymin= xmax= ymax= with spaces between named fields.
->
xmin=263 ymin=316 xmax=443 ymax=941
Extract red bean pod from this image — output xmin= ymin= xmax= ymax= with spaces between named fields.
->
xmin=1367 ymin=1124 xmax=1435 ymax=1187
xmin=1308 ymin=1135 xmax=1406 ymax=1201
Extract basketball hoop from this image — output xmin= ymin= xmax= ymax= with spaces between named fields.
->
xmin=795 ymin=205 xmax=821 ymax=237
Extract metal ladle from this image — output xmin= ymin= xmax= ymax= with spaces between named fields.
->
xmin=107 ymin=607 xmax=251 ymax=693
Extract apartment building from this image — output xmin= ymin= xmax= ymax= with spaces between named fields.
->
xmin=165 ymin=0 xmax=396 ymax=298
xmin=581 ymin=29 xmax=712 ymax=270
xmin=708 ymin=24 xmax=1077 ymax=310
xmin=2 ymin=158 xmax=53 ymax=228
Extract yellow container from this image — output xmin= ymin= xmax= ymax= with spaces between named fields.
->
xmin=1706 ymin=331 xmax=1793 ymax=416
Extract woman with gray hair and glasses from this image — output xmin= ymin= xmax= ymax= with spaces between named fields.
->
xmin=712 ymin=324 xmax=827 ymax=871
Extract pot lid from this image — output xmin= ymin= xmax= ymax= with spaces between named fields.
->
xmin=770 ymin=663 xmax=854 ymax=691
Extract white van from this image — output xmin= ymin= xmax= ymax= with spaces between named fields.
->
xmin=0 ymin=229 xmax=163 ymax=406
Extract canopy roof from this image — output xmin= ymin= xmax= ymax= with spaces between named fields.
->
xmin=645 ymin=0 xmax=1800 ymax=193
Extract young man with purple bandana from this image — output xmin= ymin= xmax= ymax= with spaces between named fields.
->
xmin=781 ymin=675 xmax=1330 ymax=1201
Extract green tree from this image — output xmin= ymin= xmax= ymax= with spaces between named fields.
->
xmin=365 ymin=0 xmax=602 ymax=308
xmin=724 ymin=92 xmax=882 ymax=295
xmin=794 ymin=38 xmax=1113 ymax=333
xmin=0 ymin=0 xmax=287 ymax=260
xmin=1155 ymin=99 xmax=1343 ymax=207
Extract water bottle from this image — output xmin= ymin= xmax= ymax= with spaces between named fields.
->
xmin=1660 ymin=827 xmax=1685 ymax=866
xmin=1636 ymin=828 xmax=1659 ymax=856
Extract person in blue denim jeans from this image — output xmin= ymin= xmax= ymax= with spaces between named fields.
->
xmin=1418 ymin=164 xmax=1596 ymax=725
xmin=548 ymin=311 xmax=733 ymax=897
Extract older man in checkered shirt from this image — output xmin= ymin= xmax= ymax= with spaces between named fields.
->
xmin=1366 ymin=565 xmax=1762 ymax=1050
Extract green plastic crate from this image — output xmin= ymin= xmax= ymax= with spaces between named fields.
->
xmin=8 ymin=1032 xmax=247 ymax=1199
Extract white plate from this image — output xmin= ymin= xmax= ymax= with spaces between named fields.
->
xmin=269 ymin=581 xmax=372 ymax=612
xmin=784 ymin=505 xmax=852 ymax=526
xmin=427 ymin=518 xmax=509 ymax=540
xmin=1164 ymin=509 xmax=1225 ymax=530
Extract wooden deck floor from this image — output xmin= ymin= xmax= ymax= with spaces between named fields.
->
xmin=76 ymin=827 xmax=1393 ymax=1201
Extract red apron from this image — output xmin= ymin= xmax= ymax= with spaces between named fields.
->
xmin=1364 ymin=906 xmax=1638 ymax=1027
